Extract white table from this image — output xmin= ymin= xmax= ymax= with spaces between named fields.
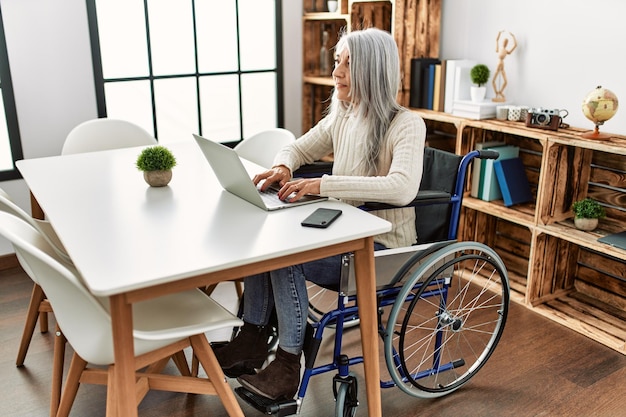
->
xmin=17 ymin=139 xmax=390 ymax=417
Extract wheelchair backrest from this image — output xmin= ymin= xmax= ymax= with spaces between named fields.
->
xmin=415 ymin=147 xmax=462 ymax=243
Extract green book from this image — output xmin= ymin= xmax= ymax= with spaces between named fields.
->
xmin=480 ymin=145 xmax=519 ymax=201
xmin=471 ymin=141 xmax=506 ymax=198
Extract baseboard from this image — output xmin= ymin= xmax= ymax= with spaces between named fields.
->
xmin=0 ymin=253 xmax=19 ymax=271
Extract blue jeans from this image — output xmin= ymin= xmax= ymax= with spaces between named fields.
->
xmin=242 ymin=242 xmax=387 ymax=356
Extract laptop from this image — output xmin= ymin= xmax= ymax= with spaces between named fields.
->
xmin=192 ymin=134 xmax=327 ymax=211
xmin=597 ymin=231 xmax=626 ymax=251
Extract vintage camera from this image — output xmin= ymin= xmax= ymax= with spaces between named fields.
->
xmin=525 ymin=108 xmax=561 ymax=131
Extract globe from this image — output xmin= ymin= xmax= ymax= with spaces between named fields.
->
xmin=581 ymin=86 xmax=619 ymax=140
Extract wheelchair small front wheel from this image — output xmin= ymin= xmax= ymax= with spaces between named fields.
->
xmin=384 ymin=242 xmax=510 ymax=398
xmin=333 ymin=373 xmax=358 ymax=417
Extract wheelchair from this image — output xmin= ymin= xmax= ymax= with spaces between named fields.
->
xmin=236 ymin=147 xmax=510 ymax=416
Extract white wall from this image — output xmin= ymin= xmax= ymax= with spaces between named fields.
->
xmin=1 ymin=0 xmax=625 ymax=255
xmin=0 ymin=0 xmax=97 ymax=255
xmin=441 ymin=0 xmax=626 ymax=133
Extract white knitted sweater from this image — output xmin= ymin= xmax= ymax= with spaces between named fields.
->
xmin=274 ymin=109 xmax=426 ymax=248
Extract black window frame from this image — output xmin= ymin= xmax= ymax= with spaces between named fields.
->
xmin=85 ymin=0 xmax=284 ymax=146
xmin=0 ymin=5 xmax=24 ymax=181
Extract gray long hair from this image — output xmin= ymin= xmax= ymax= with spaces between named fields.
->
xmin=327 ymin=28 xmax=403 ymax=174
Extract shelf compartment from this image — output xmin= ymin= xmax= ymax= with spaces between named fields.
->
xmin=460 ymin=208 xmax=531 ymax=301
xmin=528 ymin=233 xmax=626 ymax=353
xmin=534 ymin=293 xmax=626 ymax=354
xmin=350 ymin=1 xmax=393 ymax=32
xmin=303 ymin=20 xmax=347 ymax=77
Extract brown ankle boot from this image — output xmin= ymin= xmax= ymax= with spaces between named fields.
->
xmin=237 ymin=347 xmax=301 ymax=400
xmin=213 ymin=323 xmax=270 ymax=377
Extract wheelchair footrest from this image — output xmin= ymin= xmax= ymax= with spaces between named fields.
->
xmin=235 ymin=387 xmax=299 ymax=416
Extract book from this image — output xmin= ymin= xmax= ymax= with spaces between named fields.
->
xmin=409 ymin=58 xmax=440 ymax=109
xmin=453 ymin=65 xmax=474 ymax=102
xmin=452 ymin=99 xmax=498 ymax=115
xmin=493 ymin=157 xmax=533 ymax=206
xmin=470 ymin=141 xmax=506 ymax=198
xmin=435 ymin=61 xmax=446 ymax=112
xmin=443 ymin=59 xmax=475 ymax=113
xmin=426 ymin=63 xmax=437 ymax=110
xmin=479 ymin=145 xmax=519 ymax=201
xmin=450 ymin=109 xmax=496 ymax=120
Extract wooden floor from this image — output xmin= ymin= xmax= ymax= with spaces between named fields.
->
xmin=2 ymin=265 xmax=626 ymax=417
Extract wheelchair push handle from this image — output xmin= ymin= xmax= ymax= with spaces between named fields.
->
xmin=477 ymin=149 xmax=500 ymax=160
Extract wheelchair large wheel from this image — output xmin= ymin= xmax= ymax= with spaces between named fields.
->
xmin=307 ymin=282 xmax=360 ymax=328
xmin=384 ymin=242 xmax=509 ymax=398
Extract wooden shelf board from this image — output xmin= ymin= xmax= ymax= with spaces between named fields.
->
xmin=303 ymin=12 xmax=349 ymax=20
xmin=303 ymin=75 xmax=335 ymax=86
xmin=533 ymin=294 xmax=626 ymax=354
xmin=463 ymin=196 xmax=536 ymax=228
xmin=539 ymin=221 xmax=626 ymax=262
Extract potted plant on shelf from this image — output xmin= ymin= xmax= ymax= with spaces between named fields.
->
xmin=572 ymin=198 xmax=606 ymax=231
xmin=470 ymin=64 xmax=490 ymax=102
xmin=136 ymin=145 xmax=177 ymax=187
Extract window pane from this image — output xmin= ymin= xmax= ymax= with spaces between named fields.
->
xmin=104 ymin=80 xmax=154 ymax=136
xmin=199 ymin=75 xmax=240 ymax=141
xmin=96 ymin=0 xmax=149 ymax=78
xmin=0 ymin=95 xmax=12 ymax=171
xmin=154 ymin=77 xmax=198 ymax=144
xmin=241 ymin=72 xmax=277 ymax=138
xmin=239 ymin=0 xmax=276 ymax=71
xmin=148 ymin=0 xmax=196 ymax=76
xmin=196 ymin=0 xmax=238 ymax=73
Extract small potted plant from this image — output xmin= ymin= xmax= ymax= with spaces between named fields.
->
xmin=470 ymin=64 xmax=490 ymax=102
xmin=136 ymin=145 xmax=177 ymax=187
xmin=572 ymin=198 xmax=606 ymax=231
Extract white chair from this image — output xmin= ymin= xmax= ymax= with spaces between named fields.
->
xmin=234 ymin=128 xmax=296 ymax=168
xmin=0 ymin=187 xmax=71 ymax=367
xmin=62 ymin=118 xmax=156 ymax=155
xmin=0 ymin=212 xmax=245 ymax=417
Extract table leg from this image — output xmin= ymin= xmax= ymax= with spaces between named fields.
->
xmin=353 ymin=237 xmax=381 ymax=417
xmin=109 ymin=294 xmax=137 ymax=417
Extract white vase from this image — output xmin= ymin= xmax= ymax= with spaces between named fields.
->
xmin=327 ymin=1 xmax=338 ymax=12
xmin=470 ymin=86 xmax=486 ymax=103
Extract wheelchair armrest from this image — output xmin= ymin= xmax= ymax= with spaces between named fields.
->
xmin=293 ymin=161 xmax=333 ymax=178
xmin=359 ymin=190 xmax=452 ymax=211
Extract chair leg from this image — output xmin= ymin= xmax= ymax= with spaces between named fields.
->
xmin=56 ymin=352 xmax=88 ymax=417
xmin=190 ymin=334 xmax=244 ymax=417
xmin=16 ymin=283 xmax=46 ymax=366
xmin=50 ymin=325 xmax=67 ymax=417
xmin=172 ymin=350 xmax=191 ymax=376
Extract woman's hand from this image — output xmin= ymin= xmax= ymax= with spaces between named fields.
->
xmin=253 ymin=165 xmax=292 ymax=190
xmin=277 ymin=178 xmax=321 ymax=202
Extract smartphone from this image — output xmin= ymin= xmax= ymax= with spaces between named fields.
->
xmin=301 ymin=208 xmax=342 ymax=228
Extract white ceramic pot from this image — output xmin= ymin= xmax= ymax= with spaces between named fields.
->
xmin=470 ymin=86 xmax=486 ymax=102
xmin=327 ymin=1 xmax=338 ymax=12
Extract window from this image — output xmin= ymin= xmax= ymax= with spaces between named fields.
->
xmin=86 ymin=0 xmax=283 ymax=145
xmin=0 ymin=5 xmax=24 ymax=181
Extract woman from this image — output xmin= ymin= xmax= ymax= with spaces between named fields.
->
xmin=215 ymin=27 xmax=426 ymax=401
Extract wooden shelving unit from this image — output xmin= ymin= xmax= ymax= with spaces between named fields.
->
xmin=414 ymin=109 xmax=626 ymax=354
xmin=301 ymin=0 xmax=441 ymax=132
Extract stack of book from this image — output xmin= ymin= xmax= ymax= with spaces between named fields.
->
xmin=452 ymin=99 xmax=498 ymax=120
xmin=470 ymin=142 xmax=522 ymax=202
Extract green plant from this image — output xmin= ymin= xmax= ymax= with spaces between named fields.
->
xmin=470 ymin=64 xmax=490 ymax=87
xmin=136 ymin=146 xmax=177 ymax=171
xmin=572 ymin=198 xmax=606 ymax=219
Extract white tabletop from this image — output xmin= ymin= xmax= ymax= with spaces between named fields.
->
xmin=17 ymin=139 xmax=391 ymax=296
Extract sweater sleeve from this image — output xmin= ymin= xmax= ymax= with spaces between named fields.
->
xmin=320 ymin=111 xmax=426 ymax=207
